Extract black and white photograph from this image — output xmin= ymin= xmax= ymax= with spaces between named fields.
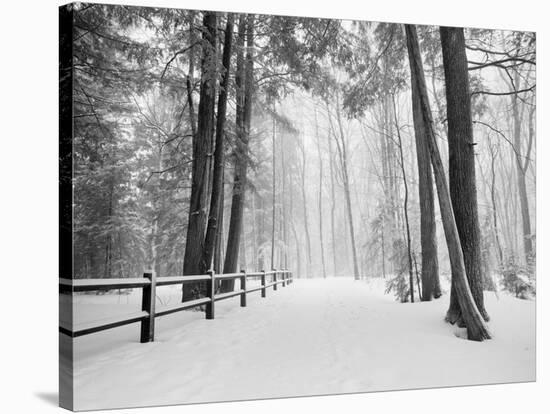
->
xmin=56 ymin=1 xmax=537 ymax=411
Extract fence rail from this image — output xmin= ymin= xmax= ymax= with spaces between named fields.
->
xmin=59 ymin=269 xmax=293 ymax=342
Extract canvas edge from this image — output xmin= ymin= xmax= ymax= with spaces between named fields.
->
xmin=59 ymin=2 xmax=75 ymax=411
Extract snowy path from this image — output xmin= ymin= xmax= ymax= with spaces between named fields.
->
xmin=68 ymin=278 xmax=535 ymax=411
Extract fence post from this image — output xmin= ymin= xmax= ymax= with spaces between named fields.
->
xmin=206 ymin=269 xmax=215 ymax=320
xmin=140 ymin=272 xmax=156 ymax=343
xmin=261 ymin=270 xmax=266 ymax=298
xmin=273 ymin=269 xmax=278 ymax=291
xmin=282 ymin=270 xmax=286 ymax=287
xmin=240 ymin=269 xmax=247 ymax=307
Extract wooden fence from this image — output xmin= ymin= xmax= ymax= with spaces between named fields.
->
xmin=59 ymin=269 xmax=293 ymax=342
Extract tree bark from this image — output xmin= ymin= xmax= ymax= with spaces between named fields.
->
xmin=213 ymin=175 xmax=224 ymax=274
xmin=222 ymin=14 xmax=254 ymax=291
xmin=182 ymin=12 xmax=218 ymax=301
xmin=440 ymin=26 xmax=489 ymax=323
xmin=405 ymin=24 xmax=491 ymax=341
xmin=186 ymin=11 xmax=197 ymax=141
xmin=410 ymin=43 xmax=441 ymax=301
xmin=201 ymin=14 xmax=234 ymax=273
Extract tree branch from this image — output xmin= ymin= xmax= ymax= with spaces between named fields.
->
xmin=471 ymin=84 xmax=535 ymax=97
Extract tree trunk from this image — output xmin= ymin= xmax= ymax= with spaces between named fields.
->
xmin=440 ymin=26 xmax=489 ymax=323
xmin=257 ymin=193 xmax=266 ymax=272
xmin=410 ymin=44 xmax=441 ymax=301
xmin=151 ymin=145 xmax=163 ymax=278
xmin=104 ymin=177 xmax=114 ymax=279
xmin=405 ymin=24 xmax=491 ymax=341
xmin=271 ymin=114 xmax=277 ymax=269
xmin=213 ymin=174 xmax=224 ymax=274
xmin=201 ymin=14 xmax=234 ymax=273
xmin=222 ymin=14 xmax=254 ymax=291
xmin=186 ymin=11 xmax=197 ymax=141
xmin=333 ymin=94 xmax=360 ymax=280
xmin=489 ymin=142 xmax=504 ymax=268
xmin=315 ymin=108 xmax=327 ymax=278
xmin=280 ymin=132 xmax=289 ymax=269
xmin=288 ymin=168 xmax=302 ymax=277
xmin=299 ymin=134 xmax=313 ymax=278
xmin=251 ymin=191 xmax=258 ymax=270
xmin=327 ymin=122 xmax=338 ymax=276
xmin=512 ymin=90 xmax=533 ymax=263
xmin=182 ymin=12 xmax=218 ymax=301
xmin=240 ymin=219 xmax=247 ymax=271
xmin=392 ymin=94 xmax=415 ymax=302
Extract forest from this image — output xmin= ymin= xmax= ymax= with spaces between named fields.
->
xmin=66 ymin=3 xmax=536 ymax=342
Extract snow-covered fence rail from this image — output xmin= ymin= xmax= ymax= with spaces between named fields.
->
xmin=59 ymin=269 xmax=293 ymax=342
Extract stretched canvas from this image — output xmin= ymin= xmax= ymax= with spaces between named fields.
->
xmin=59 ymin=2 xmax=536 ymax=411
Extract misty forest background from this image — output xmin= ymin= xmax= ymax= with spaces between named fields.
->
xmin=65 ymin=3 xmax=535 ymax=340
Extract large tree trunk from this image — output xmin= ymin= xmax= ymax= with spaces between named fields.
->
xmin=186 ymin=11 xmax=197 ymax=141
xmin=222 ymin=14 xmax=254 ymax=291
xmin=440 ymin=26 xmax=489 ymax=323
xmin=182 ymin=12 xmax=218 ymax=301
xmin=201 ymin=14 xmax=234 ymax=273
xmin=405 ymin=24 xmax=491 ymax=341
xmin=410 ymin=44 xmax=441 ymax=301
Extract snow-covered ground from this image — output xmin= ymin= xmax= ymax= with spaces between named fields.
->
xmin=65 ymin=277 xmax=535 ymax=411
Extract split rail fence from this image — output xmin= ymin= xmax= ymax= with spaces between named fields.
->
xmin=59 ymin=269 xmax=293 ymax=342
